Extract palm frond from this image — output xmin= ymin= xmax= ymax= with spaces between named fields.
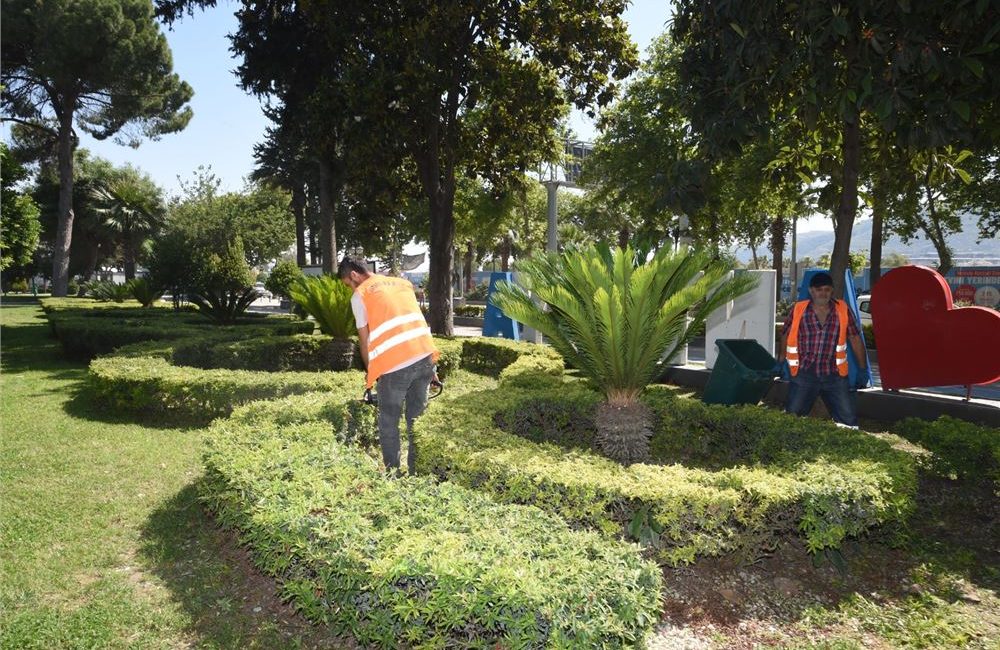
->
xmin=492 ymin=244 xmax=758 ymax=402
xmin=288 ymin=275 xmax=356 ymax=338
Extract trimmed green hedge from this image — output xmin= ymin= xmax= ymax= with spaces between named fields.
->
xmin=895 ymin=416 xmax=1000 ymax=489
xmin=498 ymin=353 xmax=565 ymax=389
xmin=203 ymin=393 xmax=662 ymax=648
xmin=45 ymin=304 xmax=313 ymax=360
xmin=415 ymin=383 xmax=917 ymax=565
xmin=460 ymin=337 xmax=562 ymax=377
xmin=89 ymin=355 xmax=363 ymax=422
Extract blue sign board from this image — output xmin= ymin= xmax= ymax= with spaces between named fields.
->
xmin=483 ymin=272 xmax=520 ymax=340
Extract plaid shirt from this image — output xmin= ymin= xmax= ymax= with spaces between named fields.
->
xmin=782 ymin=300 xmax=859 ymax=376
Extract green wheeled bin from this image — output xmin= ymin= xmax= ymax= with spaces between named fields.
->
xmin=702 ymin=339 xmax=778 ymax=406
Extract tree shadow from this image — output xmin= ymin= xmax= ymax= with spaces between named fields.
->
xmin=62 ymin=383 xmax=200 ymax=431
xmin=139 ymin=482 xmax=361 ymax=649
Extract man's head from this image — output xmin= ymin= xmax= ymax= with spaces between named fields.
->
xmin=808 ymin=272 xmax=834 ymax=305
xmin=338 ymin=257 xmax=371 ymax=290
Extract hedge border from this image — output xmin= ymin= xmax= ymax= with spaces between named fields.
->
xmin=201 ymin=392 xmax=663 ymax=647
xmin=414 ymin=382 xmax=917 ymax=565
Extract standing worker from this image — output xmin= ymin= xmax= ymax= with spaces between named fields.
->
xmin=339 ymin=258 xmax=440 ymax=474
xmin=776 ymin=272 xmax=868 ymax=427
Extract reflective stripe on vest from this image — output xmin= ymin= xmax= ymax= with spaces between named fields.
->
xmin=358 ymin=274 xmax=439 ymax=388
xmin=785 ymin=299 xmax=849 ymax=377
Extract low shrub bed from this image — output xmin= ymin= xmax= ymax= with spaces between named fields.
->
xmin=894 ymin=416 xmax=1000 ymax=490
xmin=46 ymin=305 xmax=313 ymax=360
xmin=416 ymin=383 xmax=917 ymax=565
xmin=460 ymin=337 xmax=562 ymax=377
xmin=88 ymin=355 xmax=363 ymax=422
xmin=202 ymin=393 xmax=662 ymax=648
xmin=170 ymin=334 xmax=463 ymax=380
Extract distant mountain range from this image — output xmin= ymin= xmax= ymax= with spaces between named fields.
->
xmin=732 ymin=213 xmax=999 ymax=266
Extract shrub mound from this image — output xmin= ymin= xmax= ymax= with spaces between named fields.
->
xmin=203 ymin=393 xmax=663 ymax=647
xmin=895 ymin=416 xmax=1000 ymax=490
xmin=416 ymin=382 xmax=917 ymax=565
xmin=42 ymin=298 xmax=312 ymax=360
xmin=459 ymin=337 xmax=561 ymax=377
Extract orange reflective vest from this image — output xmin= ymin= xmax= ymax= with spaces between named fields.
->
xmin=358 ymin=274 xmax=438 ymax=389
xmin=785 ymin=299 xmax=849 ymax=377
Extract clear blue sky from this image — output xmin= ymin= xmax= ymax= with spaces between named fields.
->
xmin=16 ymin=1 xmax=674 ymax=199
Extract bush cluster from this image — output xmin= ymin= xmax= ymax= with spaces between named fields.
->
xmin=203 ymin=393 xmax=663 ymax=648
xmin=416 ymin=383 xmax=917 ymax=565
xmin=459 ymin=337 xmax=562 ymax=377
xmin=895 ymin=416 xmax=1000 ymax=489
xmin=89 ymin=355 xmax=363 ymax=422
xmin=42 ymin=298 xmax=312 ymax=360
xmin=454 ymin=304 xmax=486 ymax=318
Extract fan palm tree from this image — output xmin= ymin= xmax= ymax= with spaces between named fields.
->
xmin=91 ymin=166 xmax=165 ymax=280
xmin=492 ymin=244 xmax=757 ymax=464
xmin=288 ymin=275 xmax=358 ymax=370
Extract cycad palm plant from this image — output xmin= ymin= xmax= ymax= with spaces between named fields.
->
xmin=288 ymin=275 xmax=358 ymax=370
xmin=493 ymin=244 xmax=757 ymax=464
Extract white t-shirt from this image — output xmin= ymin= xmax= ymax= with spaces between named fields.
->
xmin=351 ymin=291 xmax=431 ymax=375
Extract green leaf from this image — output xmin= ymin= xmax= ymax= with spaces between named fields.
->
xmin=962 ymin=58 xmax=984 ymax=78
xmin=730 ymin=22 xmax=746 ymax=38
xmin=949 ymin=100 xmax=971 ymax=122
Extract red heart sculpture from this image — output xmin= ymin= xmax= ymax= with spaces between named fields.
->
xmin=872 ymin=265 xmax=1000 ymax=389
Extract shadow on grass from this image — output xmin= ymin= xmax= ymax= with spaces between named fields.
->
xmin=139 ymin=482 xmax=358 ymax=649
xmin=62 ymin=383 xmax=201 ymax=431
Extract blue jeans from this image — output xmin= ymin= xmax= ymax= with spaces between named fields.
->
xmin=376 ymin=355 xmax=435 ymax=474
xmin=785 ymin=369 xmax=858 ymax=427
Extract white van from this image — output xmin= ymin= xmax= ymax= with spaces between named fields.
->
xmin=857 ymin=294 xmax=872 ymax=325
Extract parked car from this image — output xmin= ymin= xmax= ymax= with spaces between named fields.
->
xmin=857 ymin=294 xmax=872 ymax=325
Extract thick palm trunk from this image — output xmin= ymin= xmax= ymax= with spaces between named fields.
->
xmin=427 ymin=191 xmax=455 ymax=335
xmin=463 ymin=242 xmax=474 ymax=294
xmin=595 ymin=401 xmax=653 ymax=465
xmin=52 ymin=110 xmax=76 ymax=296
xmin=123 ymin=239 xmax=137 ymax=281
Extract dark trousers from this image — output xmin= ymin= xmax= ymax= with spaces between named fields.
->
xmin=375 ymin=355 xmax=434 ymax=474
xmin=785 ymin=369 xmax=858 ymax=427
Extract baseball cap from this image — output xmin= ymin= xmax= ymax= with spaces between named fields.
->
xmin=809 ymin=272 xmax=834 ymax=288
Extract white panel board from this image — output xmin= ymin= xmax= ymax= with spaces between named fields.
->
xmin=704 ymin=270 xmax=777 ymax=369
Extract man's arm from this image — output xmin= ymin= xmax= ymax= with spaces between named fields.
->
xmin=848 ymin=333 xmax=866 ymax=369
xmin=358 ymin=325 xmax=370 ymax=367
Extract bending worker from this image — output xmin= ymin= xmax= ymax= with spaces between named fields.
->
xmin=339 ymin=258 xmax=439 ymax=474
xmin=776 ymin=272 xmax=868 ymax=427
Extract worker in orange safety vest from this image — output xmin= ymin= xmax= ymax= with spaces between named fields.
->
xmin=775 ymin=272 xmax=868 ymax=427
xmin=339 ymin=257 xmax=440 ymax=474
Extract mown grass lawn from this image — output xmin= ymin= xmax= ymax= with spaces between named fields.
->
xmin=2 ymin=296 xmax=998 ymax=650
xmin=0 ymin=298 xmax=346 ymax=649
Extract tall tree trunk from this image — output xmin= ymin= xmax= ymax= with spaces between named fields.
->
xmin=52 ymin=109 xmax=76 ymax=296
xmin=831 ymin=117 xmax=861 ymax=298
xmin=292 ymin=183 xmax=307 ymax=267
xmin=308 ymin=228 xmax=319 ymax=265
xmin=463 ymin=242 xmax=474 ymax=294
xmin=922 ymin=173 xmax=954 ymax=274
xmin=770 ymin=216 xmax=785 ymax=299
xmin=318 ymin=158 xmax=338 ymax=274
xmin=501 ymin=238 xmax=511 ymax=272
xmin=123 ymin=239 xmax=137 ymax=281
xmin=870 ymin=189 xmax=885 ymax=290
xmin=426 ymin=186 xmax=456 ymax=335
